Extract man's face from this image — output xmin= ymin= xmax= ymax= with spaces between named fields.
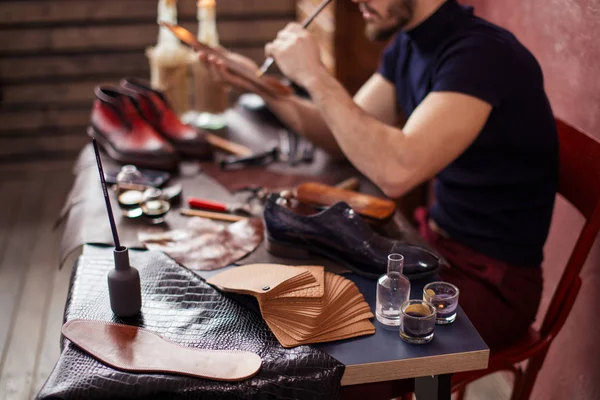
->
xmin=357 ymin=0 xmax=416 ymax=41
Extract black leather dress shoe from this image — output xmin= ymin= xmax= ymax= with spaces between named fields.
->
xmin=263 ymin=194 xmax=441 ymax=280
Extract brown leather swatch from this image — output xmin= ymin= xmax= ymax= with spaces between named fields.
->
xmin=206 ymin=263 xmax=316 ymax=298
xmin=62 ymin=319 xmax=262 ymax=381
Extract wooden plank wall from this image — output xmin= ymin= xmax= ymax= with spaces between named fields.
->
xmin=0 ymin=0 xmax=295 ymax=162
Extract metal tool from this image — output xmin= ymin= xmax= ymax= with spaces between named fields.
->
xmin=296 ymin=138 xmax=315 ymax=164
xmin=278 ymin=130 xmax=292 ymax=163
xmin=187 ymin=197 xmax=258 ymax=216
xmin=287 ymin=131 xmax=300 ymax=166
xmin=256 ymin=0 xmax=334 ymax=77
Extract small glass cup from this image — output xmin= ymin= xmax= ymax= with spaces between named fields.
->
xmin=399 ymin=300 xmax=437 ymax=344
xmin=140 ymin=188 xmax=171 ymax=224
xmin=423 ymin=282 xmax=460 ymax=325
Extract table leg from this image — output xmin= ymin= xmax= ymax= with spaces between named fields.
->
xmin=414 ymin=374 xmax=452 ymax=400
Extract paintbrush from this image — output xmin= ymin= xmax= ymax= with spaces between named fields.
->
xmin=91 ymin=138 xmax=142 ymax=317
xmin=256 ymin=0 xmax=333 ymax=77
xmin=92 ymin=138 xmax=122 ymax=249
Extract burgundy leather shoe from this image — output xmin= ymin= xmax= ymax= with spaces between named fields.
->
xmin=120 ymin=78 xmax=213 ymax=159
xmin=90 ymin=85 xmax=179 ymax=171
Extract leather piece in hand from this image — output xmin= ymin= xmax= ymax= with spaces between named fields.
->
xmin=138 ymin=217 xmax=263 ymax=271
xmin=37 ymin=245 xmax=345 ymax=399
xmin=62 ymin=320 xmax=262 ymax=381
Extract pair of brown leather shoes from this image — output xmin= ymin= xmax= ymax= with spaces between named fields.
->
xmin=90 ymin=78 xmax=213 ymax=171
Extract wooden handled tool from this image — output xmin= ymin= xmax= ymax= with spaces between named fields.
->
xmin=204 ymin=133 xmax=253 ymax=157
xmin=335 ymin=177 xmax=360 ymax=191
xmin=180 ymin=208 xmax=246 ymax=222
xmin=294 ymin=182 xmax=396 ymax=221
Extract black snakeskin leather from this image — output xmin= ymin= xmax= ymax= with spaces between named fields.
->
xmin=37 ymin=245 xmax=345 ymax=399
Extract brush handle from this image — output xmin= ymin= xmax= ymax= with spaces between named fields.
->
xmin=257 ymin=0 xmax=333 ymax=77
xmin=91 ymin=139 xmax=121 ymax=249
xmin=180 ymin=208 xmax=246 ymax=222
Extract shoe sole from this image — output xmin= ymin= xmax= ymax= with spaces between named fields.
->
xmin=266 ymin=237 xmax=440 ymax=281
xmin=88 ymin=127 xmax=179 ymax=171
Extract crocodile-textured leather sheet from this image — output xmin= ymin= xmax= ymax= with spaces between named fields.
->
xmin=37 ymin=245 xmax=345 ymax=400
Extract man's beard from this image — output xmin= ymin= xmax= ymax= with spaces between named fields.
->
xmin=364 ymin=0 xmax=415 ymax=41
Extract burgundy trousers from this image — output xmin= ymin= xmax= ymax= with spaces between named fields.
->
xmin=414 ymin=207 xmax=543 ymax=350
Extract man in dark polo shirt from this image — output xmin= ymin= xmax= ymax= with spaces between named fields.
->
xmin=202 ymin=0 xmax=559 ymax=349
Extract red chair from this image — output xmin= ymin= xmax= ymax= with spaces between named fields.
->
xmin=452 ymin=118 xmax=600 ymax=400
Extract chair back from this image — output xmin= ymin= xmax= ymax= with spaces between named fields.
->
xmin=540 ymin=119 xmax=600 ymax=337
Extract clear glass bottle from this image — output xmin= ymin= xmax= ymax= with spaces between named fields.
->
xmin=115 ymin=165 xmax=144 ymax=218
xmin=376 ymin=253 xmax=411 ymax=326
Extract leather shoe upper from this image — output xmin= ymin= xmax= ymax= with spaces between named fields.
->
xmin=91 ymin=85 xmax=179 ymax=170
xmin=120 ymin=78 xmax=212 ymax=159
xmin=263 ymin=194 xmax=441 ymax=280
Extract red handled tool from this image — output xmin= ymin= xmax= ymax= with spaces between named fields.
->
xmin=187 ymin=197 xmax=254 ymax=215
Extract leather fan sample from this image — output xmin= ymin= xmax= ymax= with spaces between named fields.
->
xmin=138 ymin=216 xmax=263 ymax=270
xmin=207 ymin=264 xmax=375 ymax=348
xmin=62 ymin=319 xmax=262 ymax=381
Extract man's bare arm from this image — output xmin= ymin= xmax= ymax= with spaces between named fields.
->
xmin=262 ymin=72 xmax=398 ymax=157
xmin=304 ymin=68 xmax=492 ymax=198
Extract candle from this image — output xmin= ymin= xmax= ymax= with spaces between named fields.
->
xmin=423 ymin=282 xmax=460 ymax=325
xmin=191 ymin=0 xmax=228 ymax=126
xmin=157 ymin=0 xmax=179 ymax=47
xmin=197 ymin=0 xmax=219 ymax=46
xmin=148 ymin=0 xmax=191 ymax=116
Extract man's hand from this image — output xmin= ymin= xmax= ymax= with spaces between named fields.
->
xmin=265 ymin=23 xmax=327 ymax=88
xmin=199 ymin=50 xmax=268 ymax=96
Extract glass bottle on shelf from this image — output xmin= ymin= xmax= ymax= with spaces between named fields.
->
xmin=376 ymin=253 xmax=411 ymax=327
xmin=115 ymin=165 xmax=144 ymax=218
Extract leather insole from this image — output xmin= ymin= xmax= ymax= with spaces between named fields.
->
xmin=62 ymin=319 xmax=262 ymax=381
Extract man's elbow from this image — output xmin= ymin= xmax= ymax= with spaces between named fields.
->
xmin=376 ymin=163 xmax=424 ymax=199
xmin=378 ymin=177 xmax=410 ymax=200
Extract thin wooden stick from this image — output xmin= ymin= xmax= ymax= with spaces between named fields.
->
xmin=204 ymin=133 xmax=253 ymax=156
xmin=335 ymin=177 xmax=360 ymax=191
xmin=180 ymin=208 xmax=246 ymax=222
